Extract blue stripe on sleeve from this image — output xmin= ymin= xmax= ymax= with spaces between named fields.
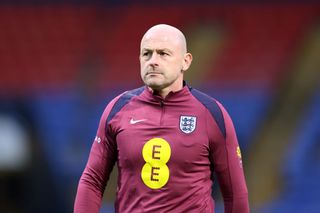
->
xmin=190 ymin=88 xmax=226 ymax=138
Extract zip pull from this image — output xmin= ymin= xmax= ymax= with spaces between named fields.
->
xmin=159 ymin=100 xmax=164 ymax=107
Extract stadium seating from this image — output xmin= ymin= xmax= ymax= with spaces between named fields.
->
xmin=1 ymin=6 xmax=316 ymax=92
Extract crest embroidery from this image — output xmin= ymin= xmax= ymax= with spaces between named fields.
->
xmin=180 ymin=116 xmax=197 ymax=134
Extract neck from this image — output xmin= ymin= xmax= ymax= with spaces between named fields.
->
xmin=149 ymin=80 xmax=184 ymax=99
xmin=153 ymin=88 xmax=172 ymax=99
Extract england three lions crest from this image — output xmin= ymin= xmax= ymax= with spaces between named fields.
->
xmin=180 ymin=116 xmax=197 ymax=134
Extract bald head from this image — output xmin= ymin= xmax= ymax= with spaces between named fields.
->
xmin=139 ymin=24 xmax=192 ymax=97
xmin=141 ymin=24 xmax=188 ymax=55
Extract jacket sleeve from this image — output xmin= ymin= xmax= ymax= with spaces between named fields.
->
xmin=74 ymin=97 xmax=120 ymax=213
xmin=208 ymin=101 xmax=249 ymax=213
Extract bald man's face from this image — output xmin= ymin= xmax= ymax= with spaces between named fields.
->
xmin=140 ymin=27 xmax=191 ymax=92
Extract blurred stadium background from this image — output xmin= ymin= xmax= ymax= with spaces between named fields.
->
xmin=0 ymin=1 xmax=319 ymax=213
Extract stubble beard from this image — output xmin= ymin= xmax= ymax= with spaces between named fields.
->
xmin=142 ymin=68 xmax=166 ymax=90
xmin=144 ymin=76 xmax=167 ymax=91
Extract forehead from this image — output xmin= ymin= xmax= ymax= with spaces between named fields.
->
xmin=141 ymin=33 xmax=181 ymax=51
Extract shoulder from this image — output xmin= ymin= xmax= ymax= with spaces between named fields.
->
xmin=105 ymin=86 xmax=145 ymax=124
xmin=189 ymin=87 xmax=226 ymax=138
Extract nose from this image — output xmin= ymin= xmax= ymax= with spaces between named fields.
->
xmin=149 ymin=52 xmax=159 ymax=67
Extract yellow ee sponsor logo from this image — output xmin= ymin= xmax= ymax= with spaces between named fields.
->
xmin=141 ymin=138 xmax=171 ymax=189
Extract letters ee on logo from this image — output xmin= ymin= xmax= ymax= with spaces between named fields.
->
xmin=141 ymin=138 xmax=171 ymax=189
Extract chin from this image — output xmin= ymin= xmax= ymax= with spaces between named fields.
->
xmin=147 ymin=83 xmax=162 ymax=90
xmin=145 ymin=80 xmax=164 ymax=90
xmin=144 ymin=77 xmax=161 ymax=86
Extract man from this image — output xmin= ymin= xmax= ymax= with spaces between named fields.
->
xmin=74 ymin=24 xmax=249 ymax=213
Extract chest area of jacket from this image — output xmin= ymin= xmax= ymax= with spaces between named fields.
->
xmin=113 ymin=101 xmax=207 ymax=142
xmin=112 ymin=103 xmax=210 ymax=170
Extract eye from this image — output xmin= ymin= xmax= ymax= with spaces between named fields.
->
xmin=159 ymin=51 xmax=168 ymax=56
xmin=142 ymin=52 xmax=150 ymax=56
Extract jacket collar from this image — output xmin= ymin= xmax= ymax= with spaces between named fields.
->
xmin=142 ymin=81 xmax=192 ymax=103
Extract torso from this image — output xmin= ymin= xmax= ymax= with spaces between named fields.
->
xmin=107 ymin=86 xmax=216 ymax=212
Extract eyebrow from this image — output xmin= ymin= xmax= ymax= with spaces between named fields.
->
xmin=141 ymin=48 xmax=173 ymax=53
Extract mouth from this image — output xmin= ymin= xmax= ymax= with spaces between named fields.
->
xmin=146 ymin=72 xmax=162 ymax=76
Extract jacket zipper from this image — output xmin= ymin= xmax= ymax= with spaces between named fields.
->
xmin=159 ymin=100 xmax=165 ymax=126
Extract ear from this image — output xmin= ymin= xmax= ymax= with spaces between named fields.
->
xmin=182 ymin=53 xmax=193 ymax=71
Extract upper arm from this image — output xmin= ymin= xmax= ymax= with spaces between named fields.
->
xmin=208 ymin=101 xmax=249 ymax=212
xmin=74 ymin=96 xmax=122 ymax=213
xmin=80 ymin=96 xmax=120 ymax=195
